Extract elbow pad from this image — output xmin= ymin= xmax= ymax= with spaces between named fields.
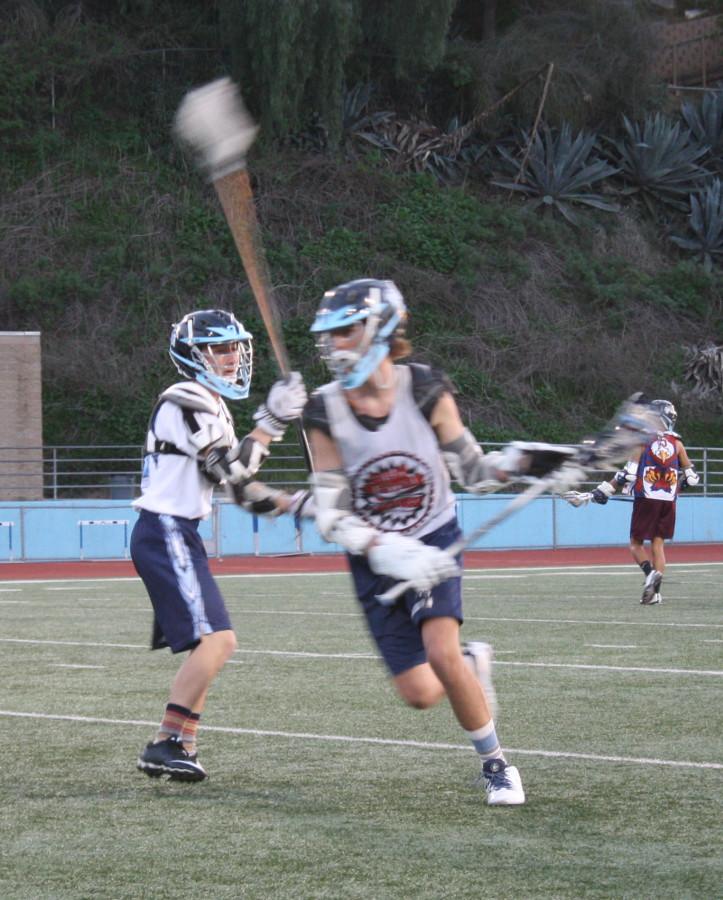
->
xmin=441 ymin=429 xmax=500 ymax=492
xmin=309 ymin=470 xmax=379 ymax=554
xmin=614 ymin=460 xmax=638 ymax=486
xmin=201 ymin=436 xmax=269 ymax=485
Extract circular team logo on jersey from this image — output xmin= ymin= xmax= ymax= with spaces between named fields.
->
xmin=352 ymin=452 xmax=435 ymax=533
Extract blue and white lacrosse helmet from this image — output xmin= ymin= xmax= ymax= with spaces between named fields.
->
xmin=310 ymin=279 xmax=407 ymax=389
xmin=650 ymin=399 xmax=677 ymax=432
xmin=169 ymin=308 xmax=253 ymax=399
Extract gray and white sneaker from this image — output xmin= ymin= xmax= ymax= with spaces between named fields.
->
xmin=463 ymin=641 xmax=498 ymax=720
xmin=641 ymin=570 xmax=663 ymax=605
xmin=481 ymin=758 xmax=526 ymax=806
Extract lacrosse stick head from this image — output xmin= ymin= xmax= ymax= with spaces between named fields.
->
xmin=174 ymin=77 xmax=259 ymax=181
xmin=577 ymin=393 xmax=666 ymax=470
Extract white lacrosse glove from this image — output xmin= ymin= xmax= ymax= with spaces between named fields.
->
xmin=174 ymin=78 xmax=259 ymax=180
xmin=253 ymin=372 xmax=308 ymax=440
xmin=367 ymin=533 xmax=460 ymax=593
xmin=563 ymin=491 xmax=593 ymax=508
xmin=683 ymin=466 xmax=700 ymax=487
xmin=591 ymin=481 xmax=615 ymax=505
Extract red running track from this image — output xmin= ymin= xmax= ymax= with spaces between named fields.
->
xmin=0 ymin=544 xmax=721 ymax=580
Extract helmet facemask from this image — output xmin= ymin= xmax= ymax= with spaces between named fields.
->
xmin=169 ymin=309 xmax=253 ymax=399
xmin=311 ymin=280 xmax=406 ymax=389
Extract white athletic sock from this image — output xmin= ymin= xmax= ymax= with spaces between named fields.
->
xmin=465 ymin=720 xmax=505 ymax=762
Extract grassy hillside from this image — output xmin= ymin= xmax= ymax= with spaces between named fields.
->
xmin=1 ymin=7 xmax=721 ymax=448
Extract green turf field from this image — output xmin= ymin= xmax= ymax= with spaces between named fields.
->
xmin=1 ymin=563 xmax=721 ymax=899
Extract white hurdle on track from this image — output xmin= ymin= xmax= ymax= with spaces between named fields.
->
xmin=0 ymin=522 xmax=14 ymax=561
xmin=77 ymin=519 xmax=129 ymax=560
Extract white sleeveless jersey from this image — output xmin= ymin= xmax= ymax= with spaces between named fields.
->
xmin=320 ymin=365 xmax=455 ymax=537
xmin=133 ymin=384 xmax=236 ymax=520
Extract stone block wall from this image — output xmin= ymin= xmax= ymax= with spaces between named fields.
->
xmin=0 ymin=332 xmax=44 ymax=500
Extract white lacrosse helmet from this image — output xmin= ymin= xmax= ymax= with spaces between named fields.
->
xmin=650 ymin=399 xmax=677 ymax=432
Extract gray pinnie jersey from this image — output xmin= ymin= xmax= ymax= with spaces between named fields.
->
xmin=314 ymin=364 xmax=456 ymax=538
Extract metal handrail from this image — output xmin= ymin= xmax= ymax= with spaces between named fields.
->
xmin=1 ymin=443 xmax=722 ymax=499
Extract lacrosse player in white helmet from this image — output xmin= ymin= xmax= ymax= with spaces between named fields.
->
xmin=303 ymin=279 xmax=532 ymax=805
xmin=131 ymin=309 xmax=309 ymax=782
xmin=567 ymin=399 xmax=700 ymax=605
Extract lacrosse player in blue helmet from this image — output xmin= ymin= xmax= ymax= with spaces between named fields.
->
xmin=303 ymin=279 xmax=530 ymax=805
xmin=131 ymin=308 xmax=309 ymax=782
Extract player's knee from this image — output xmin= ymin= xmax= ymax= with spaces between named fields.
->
xmin=215 ymin=628 xmax=237 ymax=660
xmin=399 ymin=686 xmax=441 ymax=709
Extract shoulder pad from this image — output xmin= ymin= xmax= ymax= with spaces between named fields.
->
xmin=160 ymin=382 xmax=218 ymax=415
xmin=408 ymin=363 xmax=456 ymax=421
xmin=302 ymin=390 xmax=331 ymax=437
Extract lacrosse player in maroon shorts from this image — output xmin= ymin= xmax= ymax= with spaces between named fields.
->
xmin=583 ymin=401 xmax=699 ymax=605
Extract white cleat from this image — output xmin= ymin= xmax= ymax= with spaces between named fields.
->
xmin=641 ymin=570 xmax=663 ymax=605
xmin=463 ymin=641 xmax=498 ymax=720
xmin=481 ymin=758 xmax=526 ymax=806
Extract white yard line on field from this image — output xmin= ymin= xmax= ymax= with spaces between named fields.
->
xmin=1 ymin=637 xmax=720 ymax=676
xmin=0 ymin=709 xmax=720 ymax=771
xmin=0 ymin=560 xmax=720 ymax=588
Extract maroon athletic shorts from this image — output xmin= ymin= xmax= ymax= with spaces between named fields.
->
xmin=630 ymin=496 xmax=676 ymax=541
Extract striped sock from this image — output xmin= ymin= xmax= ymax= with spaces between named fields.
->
xmin=465 ymin=720 xmax=506 ymax=763
xmin=181 ymin=712 xmax=201 ymax=754
xmin=158 ymin=702 xmax=191 ymax=741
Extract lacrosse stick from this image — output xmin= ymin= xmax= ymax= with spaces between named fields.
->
xmin=375 ymin=393 xmax=664 ymax=604
xmin=174 ymin=78 xmax=313 ymax=470
xmin=563 ymin=490 xmax=632 ymax=507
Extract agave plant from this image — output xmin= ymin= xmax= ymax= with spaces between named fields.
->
xmin=671 ymin=178 xmax=723 ymax=272
xmin=683 ymin=342 xmax=723 ymax=404
xmin=491 ymin=123 xmax=620 ymax=225
xmin=610 ymin=113 xmax=710 ymax=215
xmin=681 ymin=88 xmax=723 ymax=176
xmin=343 ymin=89 xmax=489 ymax=184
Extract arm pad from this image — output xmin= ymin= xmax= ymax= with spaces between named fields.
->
xmin=227 ymin=479 xmax=284 ymax=516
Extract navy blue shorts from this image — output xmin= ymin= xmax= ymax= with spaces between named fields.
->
xmin=130 ymin=509 xmax=232 ymax=654
xmin=348 ymin=518 xmax=463 ymax=676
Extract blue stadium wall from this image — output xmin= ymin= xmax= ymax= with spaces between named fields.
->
xmin=0 ymin=494 xmax=721 ymax=562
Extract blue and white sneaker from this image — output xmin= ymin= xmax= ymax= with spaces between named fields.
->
xmin=481 ymin=758 xmax=525 ymax=806
xmin=462 ymin=641 xmax=498 ymax=720
xmin=641 ymin=570 xmax=663 ymax=605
